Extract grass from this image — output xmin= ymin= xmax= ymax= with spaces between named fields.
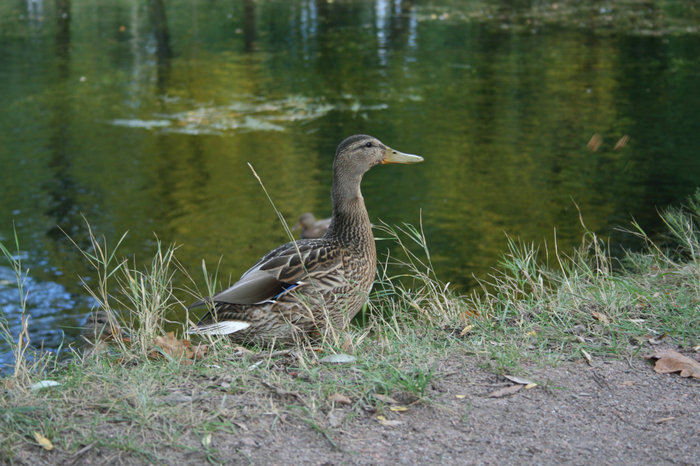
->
xmin=1 ymin=192 xmax=699 ymax=462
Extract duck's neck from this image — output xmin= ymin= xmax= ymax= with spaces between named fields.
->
xmin=326 ymin=173 xmax=373 ymax=249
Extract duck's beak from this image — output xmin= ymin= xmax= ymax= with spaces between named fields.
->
xmin=382 ymin=146 xmax=424 ymax=164
xmin=291 ymin=222 xmax=301 ymax=232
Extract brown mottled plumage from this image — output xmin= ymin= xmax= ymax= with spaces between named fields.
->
xmin=292 ymin=213 xmax=332 ymax=239
xmin=189 ymin=135 xmax=423 ymax=345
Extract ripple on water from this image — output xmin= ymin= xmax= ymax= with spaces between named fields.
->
xmin=0 ymin=265 xmax=79 ymax=370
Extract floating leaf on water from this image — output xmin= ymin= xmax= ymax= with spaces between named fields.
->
xmin=614 ymin=135 xmax=630 ymax=150
xmin=587 ymin=133 xmax=602 ymax=152
xmin=30 ymin=380 xmax=61 ymax=391
xmin=110 ymin=119 xmax=171 ymax=129
xmin=320 ymin=353 xmax=356 ymax=364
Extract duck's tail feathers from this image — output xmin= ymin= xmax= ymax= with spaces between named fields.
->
xmin=189 ymin=321 xmax=250 ymax=335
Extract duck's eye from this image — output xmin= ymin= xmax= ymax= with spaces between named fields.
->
xmin=365 ymin=142 xmax=373 ymax=148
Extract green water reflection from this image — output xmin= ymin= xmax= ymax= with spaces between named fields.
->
xmin=1 ymin=0 xmax=699 ymax=363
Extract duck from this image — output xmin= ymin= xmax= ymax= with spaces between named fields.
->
xmin=292 ymin=212 xmax=332 ymax=239
xmin=188 ymin=134 xmax=423 ymax=345
xmin=81 ymin=309 xmax=122 ymax=344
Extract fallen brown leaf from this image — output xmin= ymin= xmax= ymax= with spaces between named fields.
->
xmin=328 ymin=393 xmax=352 ymax=405
xmin=645 ymin=349 xmax=700 ymax=379
xmin=488 ymin=384 xmax=523 ymax=398
xmin=151 ymin=332 xmax=209 ymax=364
xmin=374 ymin=393 xmax=399 ymax=404
xmin=591 ymin=311 xmax=610 ymax=324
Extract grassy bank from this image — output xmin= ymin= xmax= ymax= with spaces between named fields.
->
xmin=1 ymin=195 xmax=699 ymax=462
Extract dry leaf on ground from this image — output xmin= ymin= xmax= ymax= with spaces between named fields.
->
xmin=645 ymin=349 xmax=700 ymax=379
xmin=389 ymin=406 xmax=408 ymax=412
xmin=488 ymin=384 xmax=523 ymax=398
xmin=373 ymin=394 xmax=399 ymax=404
xmin=30 ymin=380 xmax=61 ymax=391
xmin=376 ymin=415 xmax=403 ymax=427
xmin=503 ymin=375 xmax=534 ymax=385
xmin=328 ymin=393 xmax=352 ymax=405
xmin=151 ymin=332 xmax=209 ymax=364
xmin=33 ymin=432 xmax=53 ymax=451
xmin=591 ymin=311 xmax=610 ymax=324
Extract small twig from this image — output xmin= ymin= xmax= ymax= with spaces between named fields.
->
xmin=70 ymin=442 xmax=97 ymax=461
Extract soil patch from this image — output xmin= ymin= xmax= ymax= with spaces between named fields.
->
xmin=11 ymin=351 xmax=699 ymax=465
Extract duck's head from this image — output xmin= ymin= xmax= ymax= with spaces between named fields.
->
xmin=333 ymin=134 xmax=423 ymax=180
xmin=292 ymin=212 xmax=316 ymax=231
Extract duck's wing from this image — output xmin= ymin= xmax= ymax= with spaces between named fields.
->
xmin=190 ymin=239 xmax=342 ymax=308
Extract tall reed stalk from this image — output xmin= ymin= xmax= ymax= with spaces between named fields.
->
xmin=0 ymin=228 xmax=36 ymax=385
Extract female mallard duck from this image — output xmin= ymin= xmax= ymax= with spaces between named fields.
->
xmin=189 ymin=134 xmax=423 ymax=345
xmin=292 ymin=212 xmax=332 ymax=239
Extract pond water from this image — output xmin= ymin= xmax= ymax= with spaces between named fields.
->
xmin=1 ymin=0 xmax=699 ymax=369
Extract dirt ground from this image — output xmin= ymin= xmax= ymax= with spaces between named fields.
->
xmin=13 ymin=349 xmax=699 ymax=465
